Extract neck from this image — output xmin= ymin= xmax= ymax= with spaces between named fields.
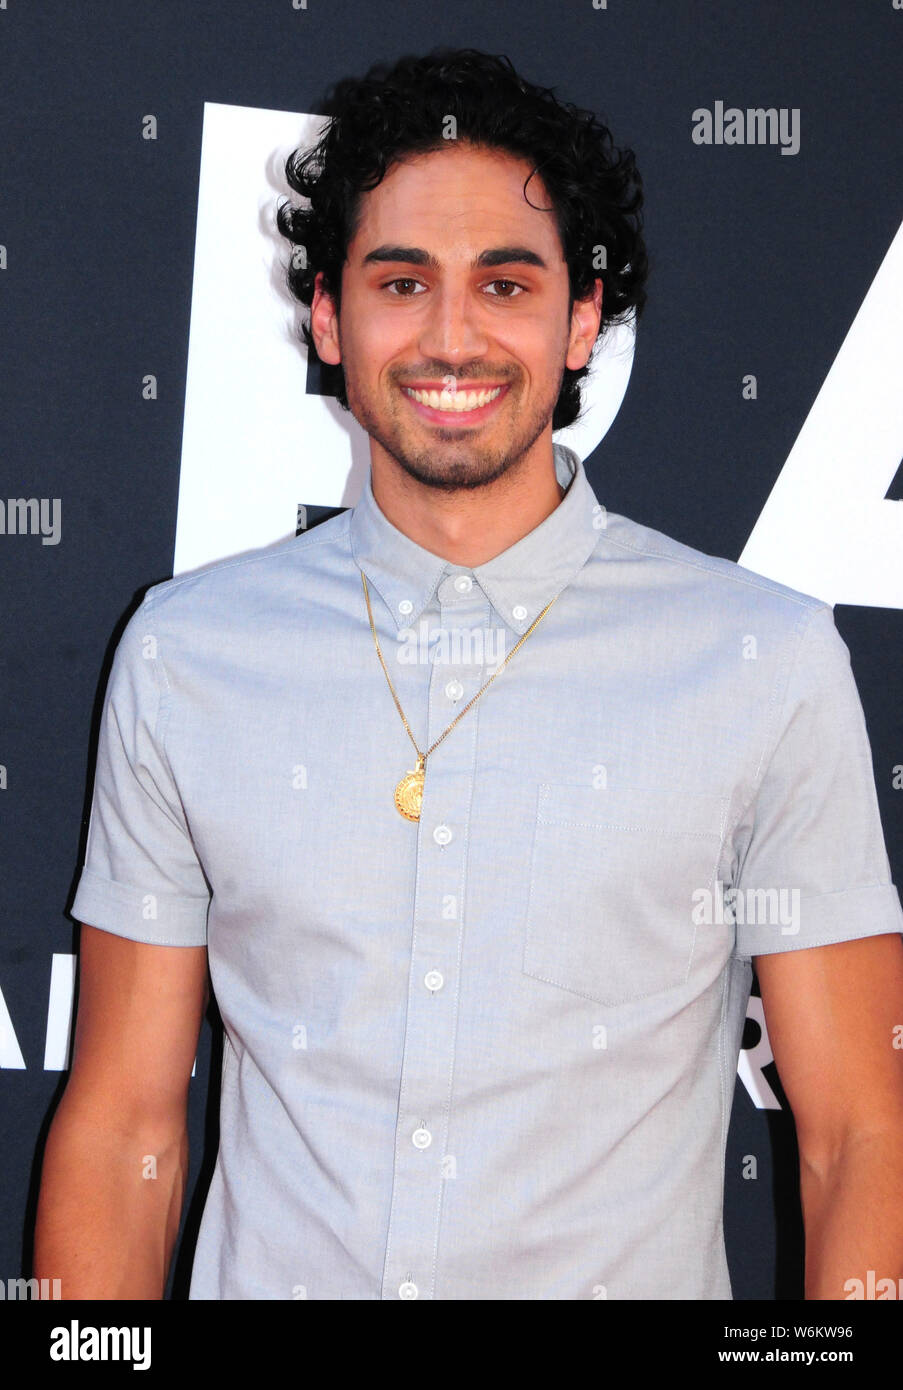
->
xmin=369 ymin=440 xmax=566 ymax=568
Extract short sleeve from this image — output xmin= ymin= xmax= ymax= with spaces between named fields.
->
xmin=732 ymin=603 xmax=903 ymax=960
xmin=70 ymin=597 xmax=211 ymax=946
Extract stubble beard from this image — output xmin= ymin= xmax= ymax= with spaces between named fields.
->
xmin=346 ymin=367 xmax=565 ymax=495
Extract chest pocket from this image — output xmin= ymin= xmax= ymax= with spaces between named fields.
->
xmin=522 ymin=781 xmax=727 ymax=1006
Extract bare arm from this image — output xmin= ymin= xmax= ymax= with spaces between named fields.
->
xmin=756 ymin=932 xmax=903 ymax=1299
xmin=34 ymin=924 xmax=209 ymax=1299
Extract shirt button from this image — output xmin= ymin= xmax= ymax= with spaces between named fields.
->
xmin=512 ymin=604 xmax=528 ymax=622
xmin=399 ymin=1281 xmax=419 ymax=1299
xmin=398 ymin=599 xmax=414 ymax=615
xmin=433 ymin=824 xmax=453 ymax=846
xmin=453 ymin=574 xmax=473 ymax=593
xmin=412 ymin=1127 xmax=432 ymax=1149
xmin=424 ymin=970 xmax=444 ymax=992
xmin=445 ymin=679 xmax=464 ymax=702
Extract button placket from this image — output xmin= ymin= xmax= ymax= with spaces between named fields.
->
xmin=379 ymin=583 xmax=489 ymax=1300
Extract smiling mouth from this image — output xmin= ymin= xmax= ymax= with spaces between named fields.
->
xmin=401 ymin=384 xmax=505 ymax=414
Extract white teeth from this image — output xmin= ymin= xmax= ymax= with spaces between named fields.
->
xmin=403 ymin=386 xmax=503 ymax=412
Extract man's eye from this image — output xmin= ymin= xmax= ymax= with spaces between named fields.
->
xmin=384 ymin=279 xmax=425 ymax=296
xmin=485 ymin=280 xmax=524 ymax=298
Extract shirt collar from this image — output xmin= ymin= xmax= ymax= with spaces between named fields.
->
xmin=349 ymin=442 xmax=604 ymax=635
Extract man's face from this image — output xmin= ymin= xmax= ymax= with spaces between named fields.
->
xmin=311 ymin=142 xmax=599 ymax=492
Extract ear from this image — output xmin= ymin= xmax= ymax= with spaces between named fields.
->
xmin=565 ymin=278 xmax=603 ymax=371
xmin=310 ymin=270 xmax=342 ymax=366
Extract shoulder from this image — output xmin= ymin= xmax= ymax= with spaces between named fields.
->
xmin=137 ymin=510 xmax=353 ymax=629
xmin=591 ymin=508 xmax=831 ymax=639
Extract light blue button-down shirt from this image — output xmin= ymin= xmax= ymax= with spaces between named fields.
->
xmin=71 ymin=442 xmax=903 ymax=1299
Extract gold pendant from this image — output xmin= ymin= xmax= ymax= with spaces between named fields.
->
xmin=395 ymin=755 xmax=425 ymax=822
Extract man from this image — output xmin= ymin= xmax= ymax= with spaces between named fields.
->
xmin=36 ymin=49 xmax=903 ymax=1300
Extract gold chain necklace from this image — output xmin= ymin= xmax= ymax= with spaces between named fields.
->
xmin=361 ymin=568 xmax=559 ymax=821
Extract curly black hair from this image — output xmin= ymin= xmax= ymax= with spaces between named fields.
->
xmin=276 ymin=48 xmax=648 ymax=431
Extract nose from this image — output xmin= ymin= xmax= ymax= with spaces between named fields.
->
xmin=417 ymin=281 xmax=489 ymax=366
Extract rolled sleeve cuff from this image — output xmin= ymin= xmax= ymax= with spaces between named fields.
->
xmin=71 ymin=866 xmax=210 ymax=946
xmin=735 ymin=880 xmax=903 ymax=960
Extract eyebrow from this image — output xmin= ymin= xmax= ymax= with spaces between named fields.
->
xmin=361 ymin=244 xmax=549 ymax=271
